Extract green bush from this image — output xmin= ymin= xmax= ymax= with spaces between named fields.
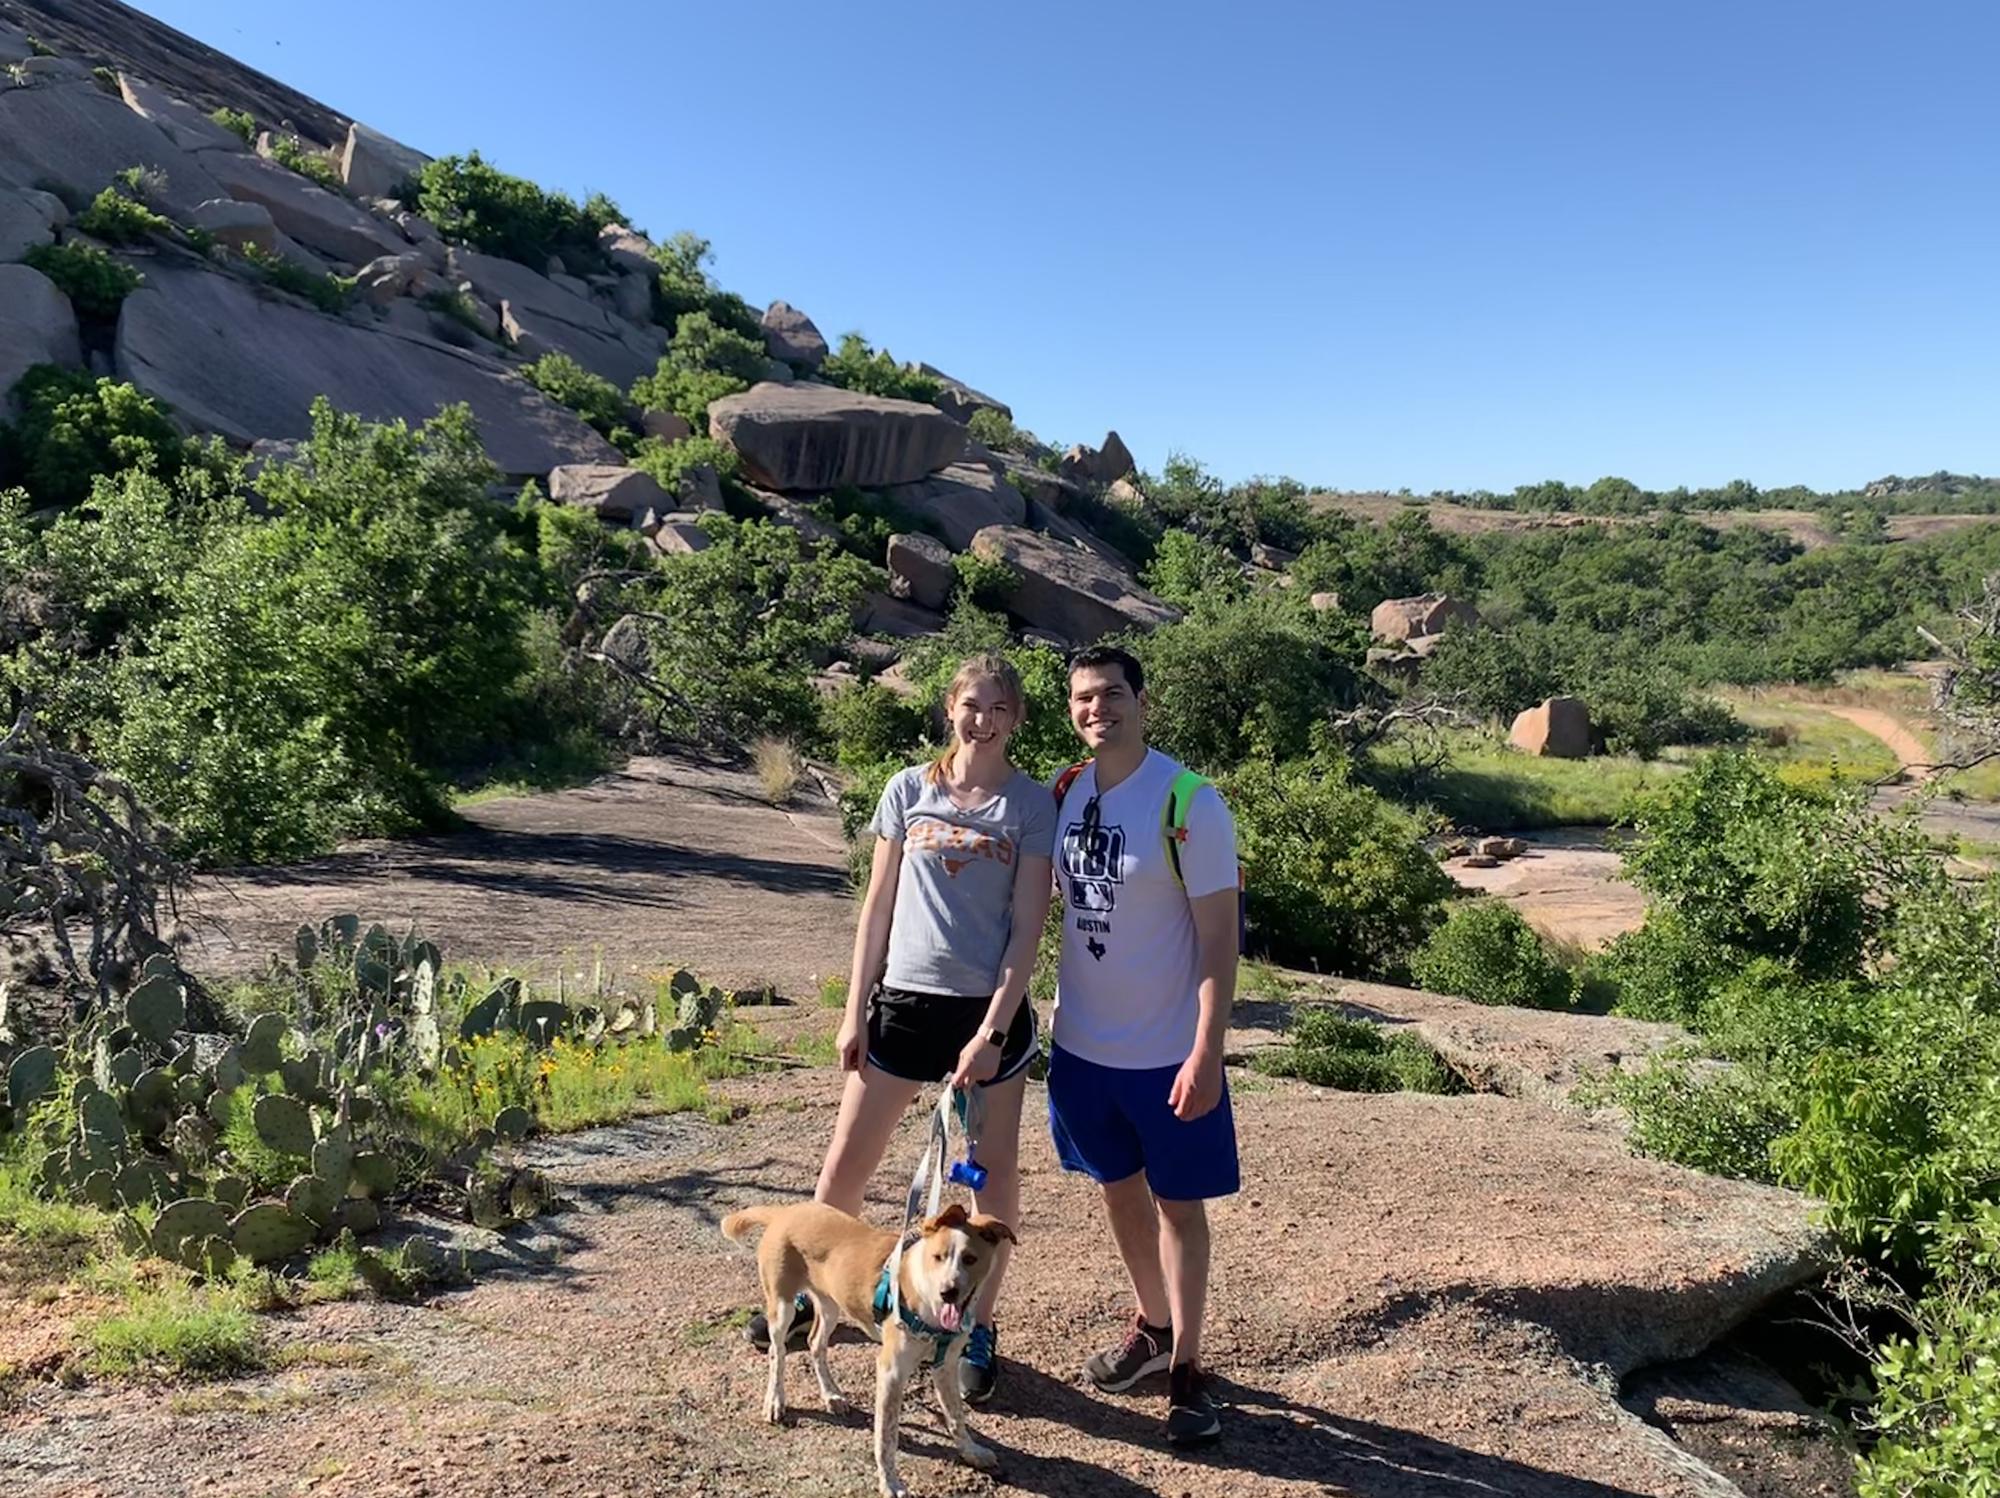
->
xmin=631 ymin=434 xmax=740 ymax=492
xmin=966 ymin=407 xmax=1035 ymax=453
xmin=1132 ymin=592 xmax=1366 ymax=772
xmin=1409 ymin=899 xmax=1574 ymax=1009
xmin=1252 ymin=1009 xmax=1459 ymax=1094
xmin=0 ymin=366 xmax=188 ymax=507
xmin=74 ymin=185 xmax=172 ymax=245
xmin=951 ymin=550 xmax=1017 ymax=611
xmin=648 ymin=232 xmax=763 ymax=341
xmin=209 ymin=106 xmax=256 ymax=144
xmin=1142 ymin=530 xmax=1246 ymax=610
xmin=22 ymin=241 xmax=143 ymax=321
xmin=627 ymin=364 xmax=746 ymax=433
xmin=822 ymin=682 xmax=926 ymax=770
xmin=1860 ymin=1205 xmax=2000 ymax=1495
xmin=241 ymin=244 xmax=353 ymax=315
xmin=629 ymin=311 xmax=772 ymax=431
xmin=1613 ymin=1059 xmax=1791 ymax=1182
xmin=521 ymin=353 xmax=630 ymax=442
xmin=819 ymin=334 xmax=941 ymax=404
xmin=665 ymin=311 xmax=768 ymax=384
xmin=265 ymin=133 xmax=342 ymax=191
xmin=414 ymin=152 xmax=625 ymax=269
xmin=1218 ymin=752 xmax=1453 ymax=976
xmin=1593 ymin=910 xmax=1727 ymax=1026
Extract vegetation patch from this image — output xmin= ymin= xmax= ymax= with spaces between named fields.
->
xmin=1409 ymin=900 xmax=1576 ymax=1010
xmin=1251 ymin=1008 xmax=1461 ymax=1095
xmin=22 ymin=241 xmax=143 ymax=322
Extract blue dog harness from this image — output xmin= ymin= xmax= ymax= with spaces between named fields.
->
xmin=878 ymin=1084 xmax=983 ymax=1371
xmin=872 ymin=1255 xmax=961 ymax=1369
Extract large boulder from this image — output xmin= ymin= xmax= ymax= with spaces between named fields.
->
xmin=917 ymin=363 xmax=1010 ymax=425
xmin=886 ymin=532 xmax=955 ymax=611
xmin=114 ymin=264 xmax=620 ymax=474
xmin=117 ymin=74 xmax=248 ymax=155
xmin=204 ymin=149 xmax=406 ymax=266
xmin=986 ymin=448 xmax=1086 ymax=511
xmin=0 ymin=265 xmax=82 ymax=406
xmin=1370 ymin=592 xmax=1479 ymax=643
xmin=707 ymin=383 xmax=966 ymax=492
xmin=856 ymin=592 xmax=946 ymax=640
xmin=0 ymin=189 xmax=60 ymax=263
xmin=548 ymin=464 xmax=670 ymax=524
xmin=1058 ymin=430 xmax=1137 ymax=487
xmin=969 ymin=525 xmax=1179 ymax=644
xmin=883 ymin=462 xmax=1026 ymax=550
xmin=1510 ymin=696 xmax=1592 ymax=759
xmin=188 ymin=197 xmax=276 ymax=254
xmin=448 ymin=246 xmax=664 ymax=388
xmin=1025 ymin=497 xmax=1131 ymax=572
xmin=339 ymin=121 xmax=429 ymax=200
xmin=761 ymin=300 xmax=827 ymax=370
xmin=597 ymin=223 xmax=657 ymax=276
xmin=0 ymin=71 xmax=224 ymax=219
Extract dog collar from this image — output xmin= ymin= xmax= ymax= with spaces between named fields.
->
xmin=872 ymin=1261 xmax=961 ymax=1369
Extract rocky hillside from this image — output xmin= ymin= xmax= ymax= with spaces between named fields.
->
xmin=0 ymin=1 xmax=1180 ymax=658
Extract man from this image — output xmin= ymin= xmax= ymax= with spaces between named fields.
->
xmin=1047 ymin=644 xmax=1239 ymax=1447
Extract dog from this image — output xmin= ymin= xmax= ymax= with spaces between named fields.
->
xmin=721 ymin=1200 xmax=1016 ymax=1498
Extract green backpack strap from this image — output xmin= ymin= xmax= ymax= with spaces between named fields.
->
xmin=1160 ymin=769 xmax=1211 ymax=886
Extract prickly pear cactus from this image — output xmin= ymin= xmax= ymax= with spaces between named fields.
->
xmin=311 ymin=1135 xmax=355 ymax=1198
xmin=459 ymin=980 xmax=515 ymax=1041
xmin=285 ymin=1172 xmax=339 ymax=1228
xmin=7 ymin=1045 xmax=57 ymax=1112
xmin=123 ymin=975 xmax=185 ymax=1051
xmin=240 ymin=1012 xmax=286 ymax=1074
xmin=152 ymin=1197 xmax=232 ymax=1263
xmin=230 ymin=1201 xmax=316 ymax=1265
xmin=493 ymin=1105 xmax=532 ymax=1143
xmin=252 ymin=1093 xmax=314 ymax=1158
xmin=512 ymin=999 xmax=569 ymax=1046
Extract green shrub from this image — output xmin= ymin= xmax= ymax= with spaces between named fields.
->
xmin=419 ymin=287 xmax=500 ymax=343
xmin=74 ymin=185 xmax=171 ymax=245
xmin=241 ymin=243 xmax=353 ymax=315
xmin=1860 ymin=1205 xmax=2000 ymax=1495
xmin=265 ymin=132 xmax=342 ymax=191
xmin=1218 ymin=752 xmax=1453 ymax=976
xmin=1613 ymin=1060 xmax=1791 ymax=1182
xmin=521 ymin=353 xmax=629 ymax=441
xmin=951 ymin=550 xmax=1017 ymax=611
xmin=822 ymin=682 xmax=926 ymax=770
xmin=966 ymin=407 xmax=1034 ymax=452
xmin=819 ymin=334 xmax=941 ymax=404
xmin=86 ymin=1285 xmax=266 ymax=1378
xmin=631 ymin=434 xmax=740 ymax=492
xmin=1142 ymin=530 xmax=1246 ymax=609
xmin=1594 ymin=911 xmax=1727 ymax=1026
xmin=414 ymin=151 xmax=623 ymax=269
xmin=0 ymin=366 xmax=188 ymax=506
xmin=1252 ymin=1009 xmax=1459 ymax=1094
xmin=209 ymin=106 xmax=256 ymax=144
xmin=648 ymin=232 xmax=762 ymax=340
xmin=627 ymin=364 xmax=746 ymax=432
xmin=665 ymin=310 xmax=768 ymax=383
xmin=1409 ymin=899 xmax=1574 ymax=1009
xmin=21 ymin=241 xmax=143 ymax=321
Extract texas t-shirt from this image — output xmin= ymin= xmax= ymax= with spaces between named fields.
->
xmin=869 ymin=765 xmax=1056 ymax=998
xmin=1051 ymin=750 xmax=1239 ymax=1070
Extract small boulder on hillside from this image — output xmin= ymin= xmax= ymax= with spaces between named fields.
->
xmin=917 ymin=363 xmax=1010 ymax=426
xmin=884 ymin=463 xmax=1026 ymax=551
xmin=597 ymin=223 xmax=657 ymax=275
xmin=1370 ymin=592 xmax=1479 ymax=644
xmin=761 ymin=300 xmax=827 ymax=370
xmin=969 ymin=524 xmax=1180 ymax=644
xmin=1310 ymin=591 xmax=1342 ymax=612
xmin=206 ymin=148 xmax=408 ymax=266
xmin=340 ymin=121 xmax=429 ymax=200
xmin=0 ymin=264 xmax=81 ymax=408
xmin=450 ymin=245 xmax=665 ymax=388
xmin=189 ymin=197 xmax=276 ymax=254
xmin=548 ymin=465 xmax=670 ymax=524
xmin=1510 ymin=696 xmax=1592 ymax=759
xmin=707 ymin=383 xmax=966 ymax=492
xmin=887 ymin=532 xmax=955 ymax=611
xmin=640 ymin=409 xmax=692 ymax=443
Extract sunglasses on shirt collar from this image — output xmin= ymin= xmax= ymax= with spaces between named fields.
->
xmin=1079 ymin=792 xmax=1102 ymax=836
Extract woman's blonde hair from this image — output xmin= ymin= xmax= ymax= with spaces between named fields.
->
xmin=925 ymin=653 xmax=1025 ymax=784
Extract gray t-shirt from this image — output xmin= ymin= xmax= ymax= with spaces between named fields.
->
xmin=869 ymin=765 xmax=1057 ymax=997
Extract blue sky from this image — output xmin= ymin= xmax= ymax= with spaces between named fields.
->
xmin=133 ymin=1 xmax=1998 ymax=493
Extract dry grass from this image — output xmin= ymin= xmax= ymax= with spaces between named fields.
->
xmin=752 ymin=736 xmax=802 ymax=805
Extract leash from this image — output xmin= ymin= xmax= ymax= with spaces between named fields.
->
xmin=885 ymin=1082 xmax=984 ymax=1328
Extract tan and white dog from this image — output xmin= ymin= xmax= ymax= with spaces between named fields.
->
xmin=721 ymin=1200 xmax=1016 ymax=1498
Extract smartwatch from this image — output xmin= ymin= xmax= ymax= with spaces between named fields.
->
xmin=982 ymin=1025 xmax=1007 ymax=1048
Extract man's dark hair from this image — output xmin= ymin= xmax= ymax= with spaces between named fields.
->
xmin=1066 ymin=644 xmax=1144 ymax=695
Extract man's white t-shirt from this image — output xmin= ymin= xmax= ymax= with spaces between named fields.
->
xmin=1051 ymin=749 xmax=1239 ymax=1071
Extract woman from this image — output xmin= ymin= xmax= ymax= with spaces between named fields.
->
xmin=747 ymin=653 xmax=1055 ymax=1405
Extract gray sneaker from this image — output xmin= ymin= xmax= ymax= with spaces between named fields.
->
xmin=1084 ymin=1314 xmax=1173 ymax=1392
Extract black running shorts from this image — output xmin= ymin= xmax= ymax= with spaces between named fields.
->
xmin=865 ymin=984 xmax=1037 ymax=1086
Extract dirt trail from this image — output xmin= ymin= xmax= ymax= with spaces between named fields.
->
xmin=1816 ymin=706 xmax=1934 ymax=779
xmin=178 ymin=755 xmax=856 ymax=995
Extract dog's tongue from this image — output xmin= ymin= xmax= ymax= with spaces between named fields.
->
xmin=937 ymin=1302 xmax=963 ymax=1333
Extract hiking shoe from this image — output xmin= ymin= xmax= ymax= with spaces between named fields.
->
xmin=1166 ymin=1362 xmax=1222 ymax=1447
xmin=959 ymin=1322 xmax=999 ymax=1405
xmin=1084 ymin=1313 xmax=1173 ymax=1392
xmin=744 ymin=1293 xmax=814 ymax=1352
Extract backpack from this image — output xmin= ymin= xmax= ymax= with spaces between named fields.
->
xmin=1053 ymin=761 xmax=1248 ymax=954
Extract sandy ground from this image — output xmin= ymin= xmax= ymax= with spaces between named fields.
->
xmin=1446 ymin=829 xmax=1646 ymax=950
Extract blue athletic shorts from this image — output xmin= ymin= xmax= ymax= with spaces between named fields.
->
xmin=1046 ymin=1044 xmax=1240 ymax=1201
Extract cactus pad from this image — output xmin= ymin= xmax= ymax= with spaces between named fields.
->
xmin=492 ymin=1105 xmax=532 ymax=1142
xmin=211 ymin=1174 xmax=252 ymax=1210
xmin=79 ymin=1088 xmax=127 ymax=1148
xmin=115 ymin=1160 xmax=171 ymax=1208
xmin=81 ymin=1168 xmax=116 ymax=1209
xmin=349 ymin=1151 xmax=398 ymax=1200
xmin=293 ymin=923 xmax=318 ymax=971
xmin=252 ymin=1093 xmax=314 ymax=1158
xmin=210 ymin=1045 xmax=245 ymax=1094
xmin=458 ymin=985 xmax=511 ymax=1040
xmin=311 ymin=1136 xmax=355 ymax=1197
xmin=7 ymin=1045 xmax=57 ymax=1111
xmin=123 ymin=974 xmax=185 ymax=1051
xmin=229 ymin=1202 xmax=316 ymax=1264
xmin=152 ymin=1197 xmax=232 ymax=1262
xmin=513 ymin=999 xmax=569 ymax=1046
xmin=107 ymin=1045 xmax=145 ymax=1090
xmin=241 ymin=1012 xmax=286 ymax=1074
xmin=285 ymin=1172 xmax=339 ymax=1228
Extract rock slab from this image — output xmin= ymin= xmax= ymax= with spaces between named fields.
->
xmin=707 ymin=382 xmax=966 ymax=492
xmin=760 ymin=300 xmax=827 ymax=370
xmin=1511 ymin=695 xmax=1592 ymax=759
xmin=886 ymin=531 xmax=956 ymax=611
xmin=114 ymin=264 xmax=619 ymax=475
xmin=0 ymin=264 xmax=81 ymax=406
xmin=969 ymin=523 xmax=1179 ymax=643
xmin=883 ymin=462 xmax=1026 ymax=550
xmin=1370 ymin=591 xmax=1479 ymax=643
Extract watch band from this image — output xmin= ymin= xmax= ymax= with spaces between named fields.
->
xmin=983 ymin=1025 xmax=1007 ymax=1047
